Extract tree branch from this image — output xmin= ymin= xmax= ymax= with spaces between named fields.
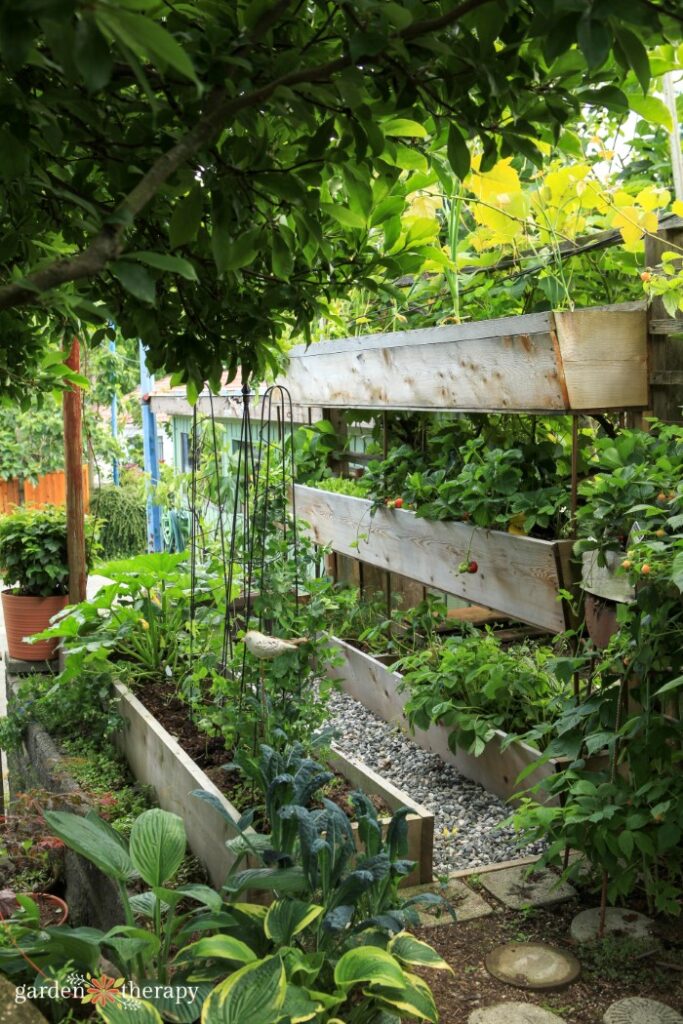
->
xmin=0 ymin=0 xmax=495 ymax=313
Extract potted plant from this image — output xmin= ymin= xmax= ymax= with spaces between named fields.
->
xmin=0 ymin=505 xmax=94 ymax=661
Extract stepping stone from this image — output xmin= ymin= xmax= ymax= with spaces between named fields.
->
xmin=485 ymin=942 xmax=580 ymax=991
xmin=570 ymin=907 xmax=653 ymax=944
xmin=0 ymin=973 xmax=49 ymax=1022
xmin=603 ymin=998 xmax=683 ymax=1023
xmin=470 ymin=1004 xmax=567 ymax=1023
xmin=479 ymin=865 xmax=576 ymax=910
xmin=402 ymin=878 xmax=493 ymax=927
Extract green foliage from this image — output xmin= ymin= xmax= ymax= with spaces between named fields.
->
xmin=290 ymin=420 xmax=338 ymax=485
xmin=60 ymin=738 xmax=151 ymax=838
xmin=314 ymin=476 xmax=368 ymax=498
xmin=5 ymin=790 xmax=446 ymax=1024
xmin=0 ymin=505 xmax=97 ymax=596
xmin=396 ymin=633 xmax=566 ymax=756
xmin=574 ymin=421 xmax=683 ymax=559
xmin=0 ymin=402 xmax=65 ymax=482
xmin=510 ymin=493 xmax=683 ymax=915
xmin=345 ymin=413 xmax=578 ymax=537
xmin=0 ymin=1 xmax=678 ymax=389
xmin=91 ymin=484 xmax=148 ymax=559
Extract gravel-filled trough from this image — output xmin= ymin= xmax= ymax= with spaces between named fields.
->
xmin=328 ymin=689 xmax=547 ymax=876
xmin=328 ymin=636 xmax=554 ymax=803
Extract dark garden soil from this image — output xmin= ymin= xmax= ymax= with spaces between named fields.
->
xmin=415 ymin=898 xmax=683 ymax=1024
xmin=142 ymin=682 xmax=389 ymax=824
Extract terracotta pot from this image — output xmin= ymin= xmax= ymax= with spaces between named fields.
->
xmin=1 ymin=591 xmax=68 ymax=661
xmin=0 ymin=892 xmax=68 ymax=927
xmin=584 ymin=593 xmax=619 ymax=649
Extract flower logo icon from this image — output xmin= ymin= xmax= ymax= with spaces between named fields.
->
xmin=82 ymin=974 xmax=125 ymax=1007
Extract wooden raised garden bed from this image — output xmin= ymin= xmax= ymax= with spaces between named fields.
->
xmin=112 ymin=682 xmax=434 ymax=888
xmin=294 ymin=484 xmax=575 ymax=633
xmin=328 ymin=637 xmax=556 ymax=804
xmin=281 ymin=302 xmax=647 ymax=413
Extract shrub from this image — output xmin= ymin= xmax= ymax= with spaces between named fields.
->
xmin=0 ymin=505 xmax=96 ymax=596
xmin=91 ymin=484 xmax=147 ymax=559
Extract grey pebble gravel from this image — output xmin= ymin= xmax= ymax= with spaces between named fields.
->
xmin=328 ymin=689 xmax=546 ymax=873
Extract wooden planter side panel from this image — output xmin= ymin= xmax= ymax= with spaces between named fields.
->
xmin=281 ymin=304 xmax=646 ymax=412
xmin=554 ymin=305 xmax=648 ymax=410
xmin=295 ymin=485 xmax=572 ymax=632
xmin=329 ymin=638 xmax=556 ymax=805
xmin=113 ymin=683 xmax=243 ymax=888
xmin=328 ymin=748 xmax=433 ymax=884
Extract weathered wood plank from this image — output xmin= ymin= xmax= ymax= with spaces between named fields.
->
xmin=280 ymin=303 xmax=647 ymax=412
xmin=113 ymin=682 xmax=247 ymax=888
xmin=295 ymin=485 xmax=573 ymax=632
xmin=554 ymin=305 xmax=648 ymax=410
xmin=328 ymin=748 xmax=433 ymax=884
xmin=328 ymin=638 xmax=557 ymax=805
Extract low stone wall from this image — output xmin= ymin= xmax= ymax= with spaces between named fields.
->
xmin=5 ymin=676 xmax=123 ymax=931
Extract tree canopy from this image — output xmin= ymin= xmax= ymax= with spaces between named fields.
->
xmin=0 ymin=0 xmax=681 ymax=394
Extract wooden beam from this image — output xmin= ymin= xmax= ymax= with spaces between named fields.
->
xmin=63 ymin=338 xmax=86 ymax=604
xmin=149 ymin=391 xmax=323 ymax=423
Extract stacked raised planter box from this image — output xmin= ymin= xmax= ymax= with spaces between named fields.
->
xmin=279 ymin=301 xmax=650 ymax=799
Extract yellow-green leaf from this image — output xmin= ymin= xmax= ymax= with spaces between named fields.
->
xmin=383 ymin=118 xmax=428 ymax=139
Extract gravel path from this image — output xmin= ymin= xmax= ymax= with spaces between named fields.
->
xmin=328 ymin=689 xmax=546 ymax=875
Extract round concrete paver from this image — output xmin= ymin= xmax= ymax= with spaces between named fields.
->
xmin=485 ymin=943 xmax=580 ymax=991
xmin=603 ymin=997 xmax=683 ymax=1023
xmin=570 ymin=907 xmax=653 ymax=944
xmin=469 ymin=1003 xmax=567 ymax=1023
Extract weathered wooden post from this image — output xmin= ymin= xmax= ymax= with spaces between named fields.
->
xmin=646 ymin=218 xmax=683 ymax=425
xmin=63 ymin=337 xmax=87 ymax=604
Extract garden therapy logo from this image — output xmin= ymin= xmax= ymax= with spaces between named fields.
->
xmin=14 ymin=971 xmax=200 ymax=1011
xmin=82 ymin=972 xmax=126 ymax=1007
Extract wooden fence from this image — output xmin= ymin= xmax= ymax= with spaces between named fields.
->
xmin=0 ymin=468 xmax=89 ymax=514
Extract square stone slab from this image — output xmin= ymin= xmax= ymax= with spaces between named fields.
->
xmin=404 ymin=878 xmax=494 ymax=927
xmin=479 ymin=865 xmax=576 ymax=910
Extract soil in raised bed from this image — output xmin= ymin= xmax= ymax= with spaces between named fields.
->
xmin=414 ymin=897 xmax=683 ymax=1024
xmin=141 ymin=681 xmax=390 ymax=827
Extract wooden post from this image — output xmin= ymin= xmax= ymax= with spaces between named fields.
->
xmin=646 ymin=221 xmax=683 ymax=424
xmin=63 ymin=337 xmax=87 ymax=604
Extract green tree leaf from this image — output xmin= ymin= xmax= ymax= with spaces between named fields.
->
xmin=169 ymin=187 xmax=204 ymax=248
xmin=321 ymin=203 xmax=366 ymax=229
xmin=74 ymin=14 xmax=113 ymax=92
xmin=577 ymin=16 xmax=611 ymax=69
xmin=97 ymin=9 xmax=199 ymax=86
xmin=629 ymin=93 xmax=673 ymax=130
xmin=110 ymin=261 xmax=156 ymax=304
xmin=383 ymin=118 xmax=428 ymax=139
xmin=127 ymin=251 xmax=198 ymax=280
xmin=614 ymin=26 xmax=650 ymax=94
xmin=447 ymin=123 xmax=470 ymax=179
xmin=271 ymin=233 xmax=293 ymax=279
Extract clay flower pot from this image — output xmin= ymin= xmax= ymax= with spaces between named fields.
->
xmin=0 ymin=891 xmax=68 ymax=927
xmin=1 ymin=591 xmax=68 ymax=661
